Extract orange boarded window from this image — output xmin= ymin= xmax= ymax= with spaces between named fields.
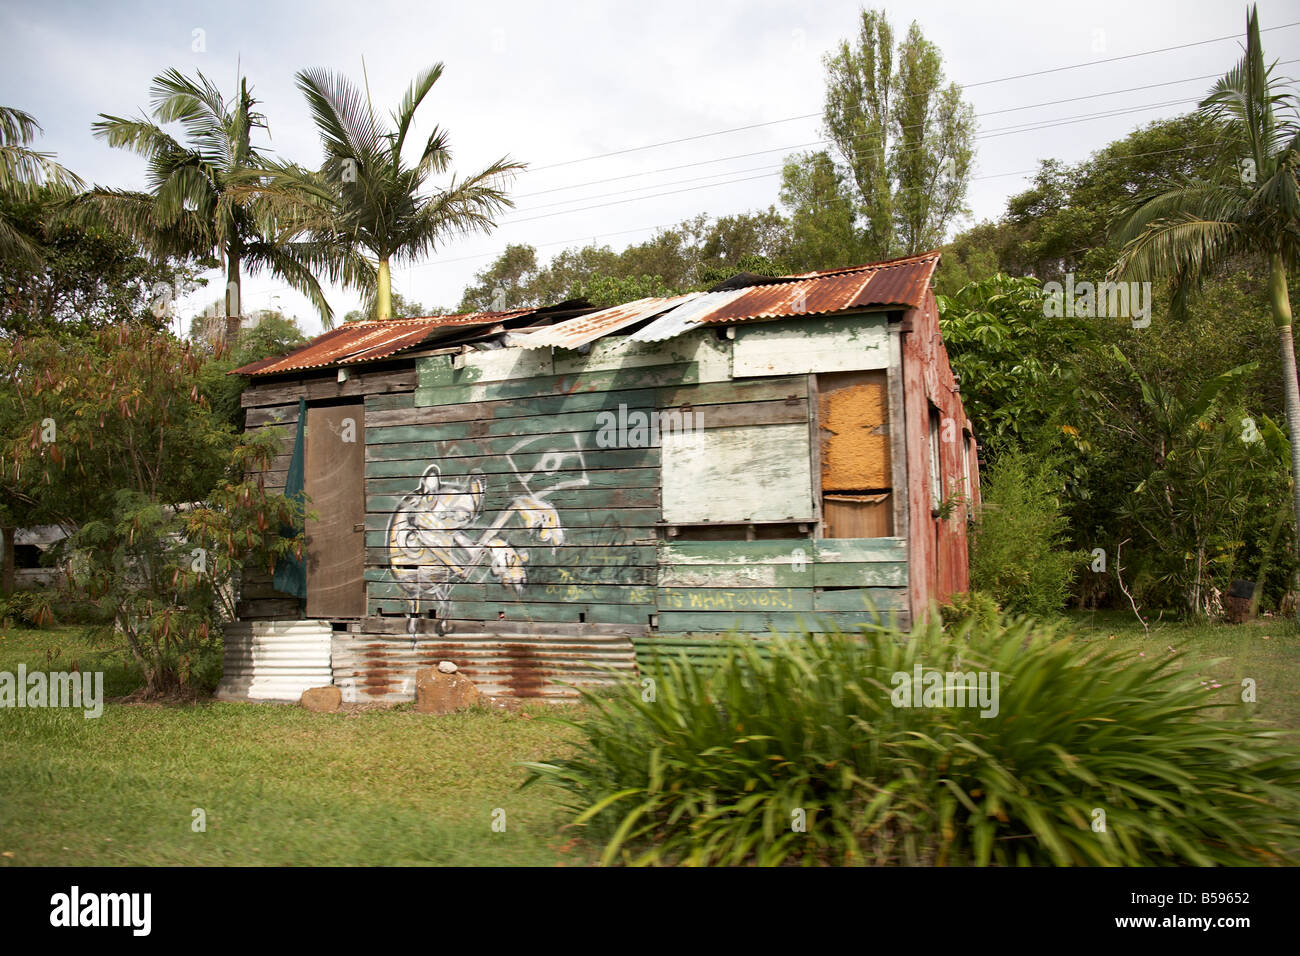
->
xmin=817 ymin=371 xmax=893 ymax=538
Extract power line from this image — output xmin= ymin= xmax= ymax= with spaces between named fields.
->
xmin=511 ymin=57 xmax=1297 ymax=215
xmin=240 ymin=129 xmax=1230 ymax=302
xmin=523 ymin=22 xmax=1300 ymax=173
xmin=421 ymin=138 xmax=1231 ymax=275
xmin=245 ymin=34 xmax=1300 ymax=302
xmin=502 ymin=94 xmax=1206 ymax=224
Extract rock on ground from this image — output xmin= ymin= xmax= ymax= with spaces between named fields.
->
xmin=301 ymin=686 xmax=342 ymax=712
xmin=415 ymin=667 xmax=482 ymax=715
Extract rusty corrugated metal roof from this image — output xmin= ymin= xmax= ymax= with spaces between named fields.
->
xmin=233 ymin=252 xmax=940 ymax=375
xmin=630 ymin=251 xmax=941 ymax=343
xmin=507 ymin=293 xmax=702 ymax=350
xmin=232 ymin=309 xmax=537 ymax=376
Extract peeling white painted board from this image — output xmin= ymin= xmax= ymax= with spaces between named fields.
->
xmin=455 ymin=347 xmax=554 ymax=383
xmin=662 ymin=422 xmax=814 ymax=523
xmin=554 ymin=328 xmax=731 ymax=381
xmin=732 ymin=314 xmax=890 ymax=378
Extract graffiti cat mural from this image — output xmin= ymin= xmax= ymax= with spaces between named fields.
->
xmin=385 ymin=434 xmax=590 ymax=634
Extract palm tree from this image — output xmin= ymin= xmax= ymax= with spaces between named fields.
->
xmin=242 ymin=63 xmax=523 ymax=320
xmin=1111 ymin=5 xmax=1300 ymax=600
xmin=80 ymin=69 xmax=364 ymax=326
xmin=0 ymin=106 xmax=83 ymax=266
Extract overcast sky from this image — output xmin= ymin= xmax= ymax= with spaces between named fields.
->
xmin=3 ymin=0 xmax=1298 ymax=335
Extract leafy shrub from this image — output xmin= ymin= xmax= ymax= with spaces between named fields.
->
xmin=970 ymin=448 xmax=1087 ymax=617
xmin=939 ymin=590 xmax=1001 ymax=631
xmin=1 ymin=327 xmax=302 ymax=695
xmin=0 ymin=590 xmax=55 ymax=628
xmin=525 ymin=619 xmax=1300 ymax=866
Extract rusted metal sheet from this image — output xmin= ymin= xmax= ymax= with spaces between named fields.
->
xmin=331 ymin=630 xmax=638 ymax=701
xmin=630 ymin=251 xmax=940 ymax=343
xmin=627 ymin=288 xmax=748 ymax=343
xmin=508 ymin=294 xmax=700 ymax=350
xmin=233 ymin=310 xmax=537 ymax=376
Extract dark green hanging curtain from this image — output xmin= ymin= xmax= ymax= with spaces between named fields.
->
xmin=273 ymin=398 xmax=308 ymax=600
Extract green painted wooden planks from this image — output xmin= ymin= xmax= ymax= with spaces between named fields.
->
xmin=654 ymin=538 xmax=906 ymax=565
xmin=656 ymin=561 xmax=907 ymax=588
xmin=365 ymin=457 xmax=657 ymax=482
xmin=365 ymin=562 xmax=656 ymax=587
xmin=654 ymin=610 xmax=901 ymax=633
xmin=368 ymin=579 xmax=652 ymax=605
xmin=365 ymin=477 xmax=660 ymax=503
xmin=364 ymin=541 xmax=655 ymax=564
xmin=414 ymin=362 xmax=705 ymax=407
xmin=366 ymin=436 xmax=659 ymax=465
xmin=366 ymin=596 xmax=651 ymax=625
xmin=656 ymin=586 xmax=813 ymax=612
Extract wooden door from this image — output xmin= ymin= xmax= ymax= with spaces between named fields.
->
xmin=304 ymin=402 xmax=366 ymax=617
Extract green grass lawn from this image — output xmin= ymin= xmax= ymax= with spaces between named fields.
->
xmin=0 ymin=612 xmax=1295 ymax=866
xmin=0 ymin=626 xmax=593 ymax=866
xmin=1062 ymin=609 xmax=1300 ymax=731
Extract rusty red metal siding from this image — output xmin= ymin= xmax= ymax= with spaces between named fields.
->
xmin=902 ymin=290 xmax=977 ymax=621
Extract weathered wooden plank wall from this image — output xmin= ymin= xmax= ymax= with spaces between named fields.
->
xmin=232 ymin=307 xmax=959 ymax=696
xmin=367 ymin=331 xmax=743 ymax=632
xmin=361 ymin=322 xmax=911 ymax=663
xmin=901 ymin=296 xmax=976 ymax=618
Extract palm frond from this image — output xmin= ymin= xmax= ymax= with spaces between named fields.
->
xmin=415 ymin=125 xmax=453 ymax=179
xmin=1112 ymin=216 xmax=1244 ymax=284
xmin=0 ymin=106 xmax=40 ymax=146
xmin=395 ymin=156 xmax=524 ymax=262
xmin=392 ymin=64 xmax=444 ymax=158
xmin=296 ymin=68 xmax=384 ymax=165
xmin=0 ymin=208 xmax=45 ymax=267
xmin=1112 ymin=179 xmax=1246 ymax=249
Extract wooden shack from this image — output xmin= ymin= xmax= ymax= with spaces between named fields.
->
xmin=220 ymin=252 xmax=979 ymax=702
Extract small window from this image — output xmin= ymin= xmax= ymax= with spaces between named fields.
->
xmin=928 ymin=406 xmax=943 ymax=512
xmin=961 ymin=430 xmax=973 ymax=510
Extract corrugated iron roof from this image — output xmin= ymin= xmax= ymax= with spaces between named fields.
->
xmin=626 ymin=288 xmax=749 ymax=343
xmin=629 ymin=251 xmax=940 ymax=343
xmin=233 ymin=252 xmax=940 ymax=376
xmin=506 ymin=293 xmax=702 ymax=350
xmin=232 ymin=309 xmax=537 ymax=376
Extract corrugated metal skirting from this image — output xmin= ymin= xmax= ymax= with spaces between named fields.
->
xmin=332 ymin=630 xmax=638 ymax=703
xmin=216 ymin=620 xmax=334 ymax=701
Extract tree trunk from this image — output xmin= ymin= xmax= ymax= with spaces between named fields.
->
xmin=377 ymin=258 xmax=392 ymax=320
xmin=1 ymin=526 xmax=14 ymax=598
xmin=1269 ymin=254 xmax=1300 ymax=618
xmin=225 ymin=248 xmax=242 ymax=344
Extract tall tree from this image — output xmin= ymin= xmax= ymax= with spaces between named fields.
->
xmin=1 ymin=188 xmax=197 ymax=337
xmin=817 ymin=8 xmax=975 ymax=258
xmin=0 ymin=106 xmax=82 ymax=267
xmin=247 ymin=64 xmax=522 ymax=321
xmin=0 ymin=106 xmax=84 ymax=596
xmin=779 ymin=150 xmax=865 ymax=270
xmin=80 ymin=69 xmax=347 ymax=325
xmin=1111 ymin=6 xmax=1300 ymax=608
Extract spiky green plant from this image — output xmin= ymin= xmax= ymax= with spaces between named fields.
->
xmin=525 ymin=618 xmax=1300 ymax=866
